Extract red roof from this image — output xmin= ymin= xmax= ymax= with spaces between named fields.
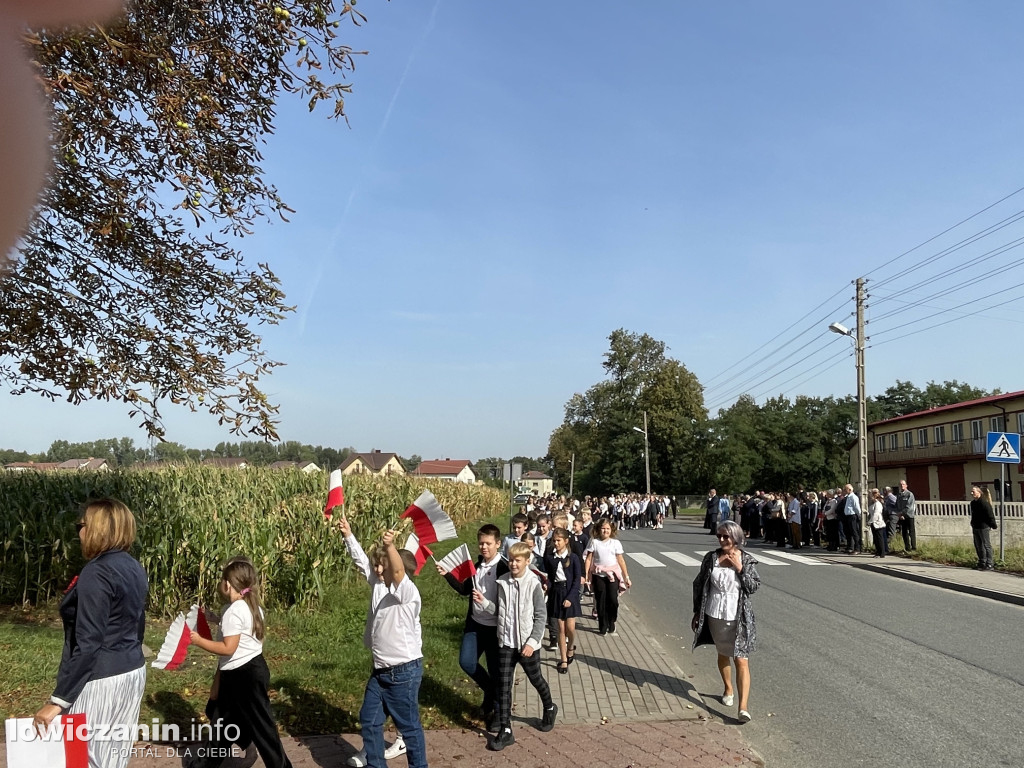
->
xmin=413 ymin=459 xmax=472 ymax=476
xmin=869 ymin=389 xmax=1024 ymax=428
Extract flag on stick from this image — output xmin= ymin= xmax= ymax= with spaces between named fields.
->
xmin=400 ymin=490 xmax=457 ymax=546
xmin=402 ymin=532 xmax=433 ymax=576
xmin=436 ymin=544 xmax=476 ymax=582
xmin=324 ymin=469 xmax=345 ymax=519
xmin=151 ymin=604 xmax=211 ymax=670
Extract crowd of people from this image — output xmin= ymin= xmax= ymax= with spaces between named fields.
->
xmin=705 ymin=481 xmax=923 ymax=557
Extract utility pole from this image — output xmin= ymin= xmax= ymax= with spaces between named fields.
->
xmin=569 ymin=453 xmax=575 ymax=498
xmin=856 ymin=277 xmax=869 ymax=546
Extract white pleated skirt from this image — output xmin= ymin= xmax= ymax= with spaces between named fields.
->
xmin=69 ymin=665 xmax=147 ymax=768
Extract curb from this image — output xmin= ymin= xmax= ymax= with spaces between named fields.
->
xmin=844 ymin=560 xmax=1024 ymax=607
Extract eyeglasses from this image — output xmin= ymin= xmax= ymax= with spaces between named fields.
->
xmin=716 ymin=534 xmax=732 ymax=540
xmin=75 ymin=522 xmax=86 ymax=532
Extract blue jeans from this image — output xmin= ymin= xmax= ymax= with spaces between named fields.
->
xmin=360 ymin=658 xmax=427 ymax=768
xmin=459 ymin=621 xmax=499 ymax=710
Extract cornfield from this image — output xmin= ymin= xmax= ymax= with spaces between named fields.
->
xmin=0 ymin=467 xmax=504 ymax=613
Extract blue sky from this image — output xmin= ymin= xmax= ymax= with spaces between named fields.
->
xmin=5 ymin=0 xmax=1024 ymax=459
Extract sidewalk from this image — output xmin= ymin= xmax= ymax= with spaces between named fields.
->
xmin=811 ymin=548 xmax=1024 ymax=606
xmin=0 ymin=590 xmax=764 ymax=768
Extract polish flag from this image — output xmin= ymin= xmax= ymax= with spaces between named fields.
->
xmin=400 ymin=490 xmax=457 ymax=546
xmin=402 ymin=532 xmax=433 ymax=575
xmin=436 ymin=544 xmax=476 ymax=582
xmin=324 ymin=469 xmax=345 ymax=519
xmin=4 ymin=713 xmax=88 ymax=768
xmin=151 ymin=604 xmax=212 ymax=670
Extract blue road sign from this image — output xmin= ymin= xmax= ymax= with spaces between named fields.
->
xmin=986 ymin=432 xmax=1021 ymax=463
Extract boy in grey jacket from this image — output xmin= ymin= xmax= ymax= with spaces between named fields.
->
xmin=481 ymin=541 xmax=557 ymax=751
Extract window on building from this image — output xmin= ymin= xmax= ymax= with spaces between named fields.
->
xmin=890 ymin=433 xmax=899 ymax=450
xmin=904 ymin=431 xmax=913 ymax=449
xmin=917 ymin=428 xmax=928 ymax=447
xmin=1018 ymin=413 xmax=1024 ymax=435
xmin=971 ymin=419 xmax=983 ymax=440
xmin=991 ymin=416 xmax=1003 ymax=432
xmin=934 ymin=425 xmax=946 ymax=445
xmin=876 ymin=436 xmax=886 ymax=452
xmin=951 ymin=422 xmax=964 ymax=443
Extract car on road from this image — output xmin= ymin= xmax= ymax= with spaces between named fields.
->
xmin=513 ymin=493 xmax=532 ymax=505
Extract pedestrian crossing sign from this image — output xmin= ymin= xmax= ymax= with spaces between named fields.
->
xmin=986 ymin=432 xmax=1021 ymax=463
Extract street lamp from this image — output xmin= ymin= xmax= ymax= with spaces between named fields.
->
xmin=829 ymin=279 xmax=868 ymax=548
xmin=632 ymin=410 xmax=651 ymax=495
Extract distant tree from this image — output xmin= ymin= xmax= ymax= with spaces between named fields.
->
xmin=548 ymin=330 xmax=705 ymax=495
xmin=872 ymin=379 xmax=996 ymax=421
xmin=401 ymin=454 xmax=422 ymax=472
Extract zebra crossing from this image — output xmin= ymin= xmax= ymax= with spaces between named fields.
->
xmin=626 ymin=548 xmax=825 ymax=568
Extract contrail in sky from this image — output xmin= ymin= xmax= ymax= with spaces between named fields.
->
xmin=297 ymin=0 xmax=443 ymax=336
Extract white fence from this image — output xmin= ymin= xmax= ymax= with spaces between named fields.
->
xmin=917 ymin=500 xmax=1024 ymax=519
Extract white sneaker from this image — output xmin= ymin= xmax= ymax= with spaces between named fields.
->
xmin=722 ymin=694 xmax=734 ymax=707
xmin=384 ymin=737 xmax=407 ymax=760
xmin=348 ymin=738 xmax=406 ymax=766
xmin=738 ymin=709 xmax=752 ymax=723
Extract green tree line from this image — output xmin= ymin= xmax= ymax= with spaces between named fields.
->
xmin=548 ymin=329 xmax=997 ymax=496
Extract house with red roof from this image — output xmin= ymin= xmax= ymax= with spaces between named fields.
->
xmin=412 ymin=459 xmax=477 ymax=484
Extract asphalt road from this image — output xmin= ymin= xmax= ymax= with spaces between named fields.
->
xmin=616 ymin=517 xmax=1024 ymax=768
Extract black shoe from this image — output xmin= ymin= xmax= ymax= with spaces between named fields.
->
xmin=488 ymin=729 xmax=515 ymax=751
xmin=539 ymin=704 xmax=558 ymax=732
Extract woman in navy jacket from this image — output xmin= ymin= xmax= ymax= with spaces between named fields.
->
xmin=33 ymin=498 xmax=148 ymax=768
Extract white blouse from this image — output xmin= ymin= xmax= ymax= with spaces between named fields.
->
xmin=705 ymin=562 xmax=740 ymax=621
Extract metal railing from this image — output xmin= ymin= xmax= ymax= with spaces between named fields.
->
xmin=917 ymin=500 xmax=1024 ymax=518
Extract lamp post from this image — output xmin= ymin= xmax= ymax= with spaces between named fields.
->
xmin=633 ymin=410 xmax=651 ymax=495
xmin=829 ymin=277 xmax=868 ymax=546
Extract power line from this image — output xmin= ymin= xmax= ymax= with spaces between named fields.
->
xmin=861 ymin=185 xmax=1024 ymax=281
xmin=701 ymin=286 xmax=850 ymax=390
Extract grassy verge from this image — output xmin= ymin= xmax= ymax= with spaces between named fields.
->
xmin=0 ymin=516 xmax=506 ymax=733
xmin=865 ymin=538 xmax=1024 ymax=574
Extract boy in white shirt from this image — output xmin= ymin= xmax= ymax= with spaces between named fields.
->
xmin=339 ymin=517 xmax=427 ymax=768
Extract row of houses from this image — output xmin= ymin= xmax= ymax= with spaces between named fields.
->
xmin=2 ymin=450 xmax=491 ymax=485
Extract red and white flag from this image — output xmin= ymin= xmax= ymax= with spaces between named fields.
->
xmin=400 ymin=490 xmax=457 ymax=546
xmin=402 ymin=532 xmax=433 ymax=575
xmin=436 ymin=543 xmax=476 ymax=582
xmin=5 ymin=713 xmax=88 ymax=768
xmin=324 ymin=469 xmax=345 ymax=519
xmin=151 ymin=604 xmax=212 ymax=670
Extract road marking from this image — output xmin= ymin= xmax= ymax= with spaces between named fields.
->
xmin=762 ymin=549 xmax=825 ymax=565
xmin=660 ymin=551 xmax=703 ymax=567
xmin=625 ymin=552 xmax=665 ymax=568
xmin=694 ymin=550 xmax=789 ymax=565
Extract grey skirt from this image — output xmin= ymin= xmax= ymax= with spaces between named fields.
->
xmin=69 ymin=664 xmax=147 ymax=768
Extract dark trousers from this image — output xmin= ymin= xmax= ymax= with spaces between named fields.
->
xmin=771 ymin=518 xmax=787 ymax=546
xmin=496 ymin=646 xmax=552 ymax=730
xmin=972 ymin=527 xmax=993 ymax=567
xmin=459 ymin=620 xmax=499 ymax=711
xmin=824 ymin=518 xmax=840 ymax=550
xmin=842 ymin=515 xmax=861 ymax=552
xmin=871 ymin=526 xmax=888 ymax=556
xmin=591 ymin=574 xmax=619 ymax=633
xmin=203 ymin=655 xmax=292 ymax=768
xmin=886 ymin=514 xmax=899 ymax=545
xmin=901 ymin=517 xmax=917 ymax=550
